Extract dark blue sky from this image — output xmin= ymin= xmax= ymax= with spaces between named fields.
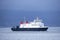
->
xmin=0 ymin=0 xmax=60 ymax=27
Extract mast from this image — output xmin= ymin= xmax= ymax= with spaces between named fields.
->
xmin=24 ymin=17 xmax=26 ymax=23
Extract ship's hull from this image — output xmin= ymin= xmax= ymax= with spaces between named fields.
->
xmin=11 ymin=27 xmax=48 ymax=31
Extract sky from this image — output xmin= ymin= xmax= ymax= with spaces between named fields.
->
xmin=0 ymin=0 xmax=60 ymax=11
xmin=0 ymin=0 xmax=60 ymax=27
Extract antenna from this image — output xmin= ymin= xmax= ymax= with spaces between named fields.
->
xmin=36 ymin=16 xmax=39 ymax=21
xmin=24 ymin=17 xmax=26 ymax=23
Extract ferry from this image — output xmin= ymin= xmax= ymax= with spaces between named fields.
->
xmin=11 ymin=17 xmax=48 ymax=31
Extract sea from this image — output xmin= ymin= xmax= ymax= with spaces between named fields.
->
xmin=0 ymin=27 xmax=60 ymax=40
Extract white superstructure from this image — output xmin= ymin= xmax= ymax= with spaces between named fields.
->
xmin=19 ymin=17 xmax=45 ymax=28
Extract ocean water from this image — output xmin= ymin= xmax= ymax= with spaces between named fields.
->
xmin=0 ymin=27 xmax=60 ymax=40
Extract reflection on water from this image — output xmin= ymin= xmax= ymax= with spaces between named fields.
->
xmin=0 ymin=27 xmax=60 ymax=40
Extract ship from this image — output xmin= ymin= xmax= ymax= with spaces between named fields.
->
xmin=11 ymin=17 xmax=48 ymax=31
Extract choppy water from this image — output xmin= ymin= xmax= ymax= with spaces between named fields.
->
xmin=0 ymin=27 xmax=60 ymax=40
